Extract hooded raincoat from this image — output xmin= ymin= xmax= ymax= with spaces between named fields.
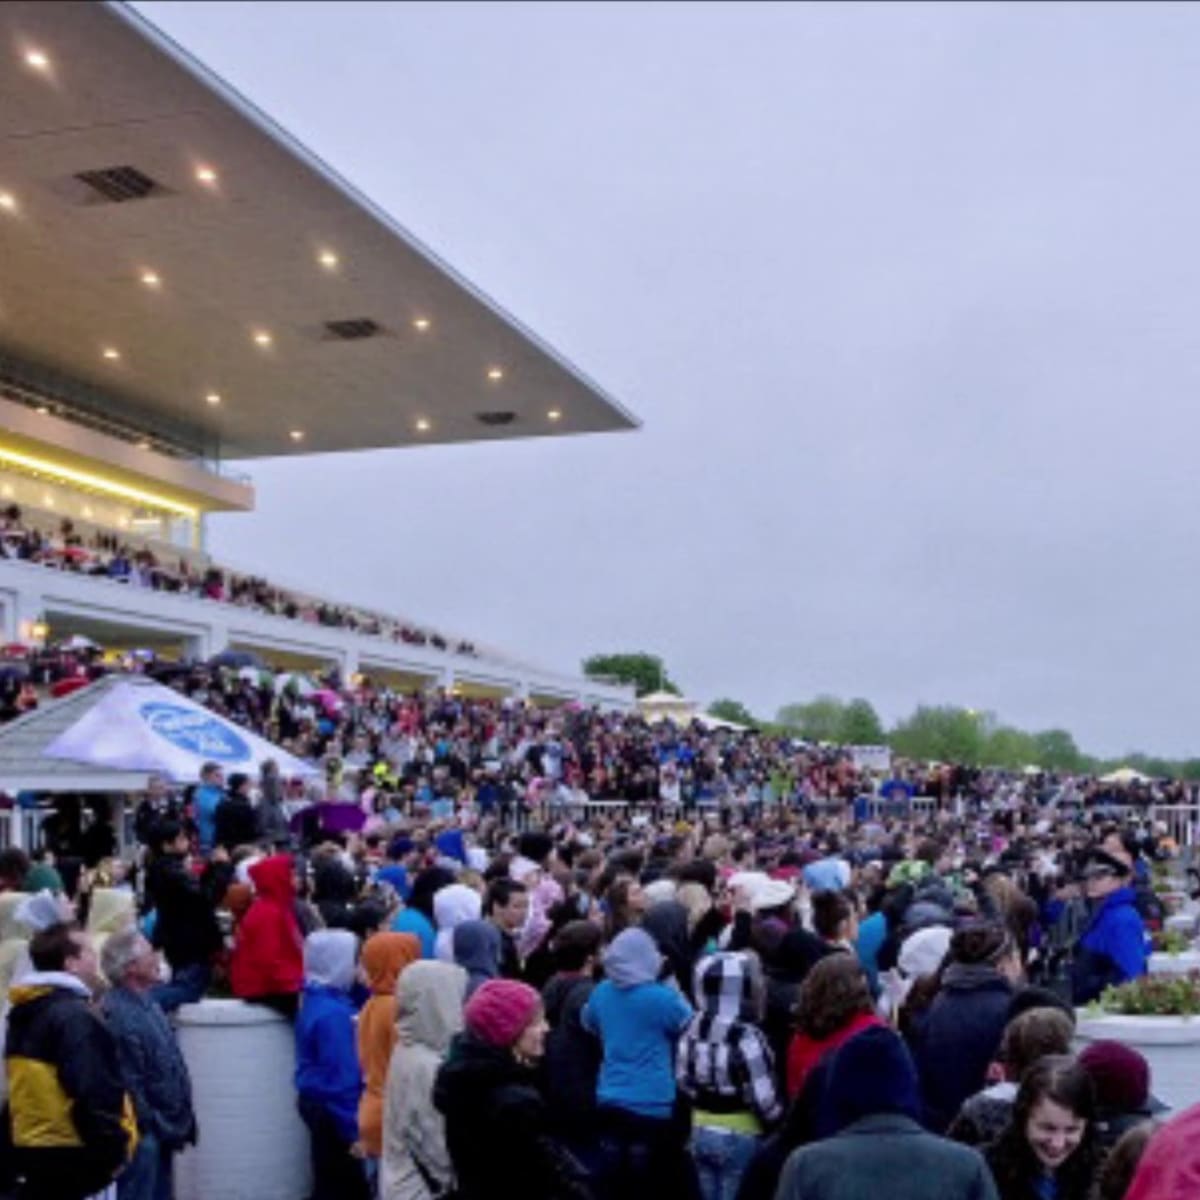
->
xmin=357 ymin=932 xmax=421 ymax=1156
xmin=433 ymin=885 xmax=482 ymax=963
xmin=381 ymin=961 xmax=466 ymax=1200
xmin=452 ymin=920 xmax=502 ymax=999
xmin=230 ymin=854 xmax=304 ymax=1000
xmin=295 ymin=930 xmax=362 ymax=1144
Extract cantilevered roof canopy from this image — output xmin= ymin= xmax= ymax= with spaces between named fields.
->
xmin=0 ymin=2 xmax=639 ymax=460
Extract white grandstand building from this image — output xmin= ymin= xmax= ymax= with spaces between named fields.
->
xmin=0 ymin=1 xmax=638 ymax=709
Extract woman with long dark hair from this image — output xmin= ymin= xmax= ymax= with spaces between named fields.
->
xmin=984 ymin=1056 xmax=1098 ymax=1200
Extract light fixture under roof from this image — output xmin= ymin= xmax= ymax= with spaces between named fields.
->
xmin=318 ymin=250 xmax=339 ymax=270
xmin=253 ymin=330 xmax=273 ymax=347
xmin=102 ymin=347 xmax=121 ymax=361
xmin=289 ymin=429 xmax=304 ymax=442
xmin=548 ymin=409 xmax=563 ymax=421
xmin=415 ymin=417 xmax=431 ymax=433
xmin=194 ymin=165 xmax=218 ymax=186
xmin=35 ymin=405 xmax=49 ymax=415
xmin=413 ymin=317 xmax=431 ymax=332
xmin=24 ymin=49 xmax=50 ymax=71
xmin=205 ymin=392 xmax=221 ymax=406
xmin=487 ymin=367 xmax=504 ymax=381
xmin=136 ymin=438 xmax=151 ymax=450
xmin=0 ymin=193 xmax=15 ymax=212
xmin=140 ymin=269 xmax=161 ymax=288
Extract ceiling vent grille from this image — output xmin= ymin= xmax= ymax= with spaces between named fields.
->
xmin=323 ymin=318 xmax=382 ymax=341
xmin=476 ymin=411 xmax=517 ymax=427
xmin=74 ymin=166 xmax=162 ymax=203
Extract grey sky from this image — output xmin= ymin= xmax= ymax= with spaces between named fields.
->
xmin=134 ymin=1 xmax=1200 ymax=757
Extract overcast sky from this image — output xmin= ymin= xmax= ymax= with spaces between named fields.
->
xmin=133 ymin=1 xmax=1200 ymax=758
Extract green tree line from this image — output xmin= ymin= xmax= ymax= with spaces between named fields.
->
xmin=583 ymin=651 xmax=1200 ymax=776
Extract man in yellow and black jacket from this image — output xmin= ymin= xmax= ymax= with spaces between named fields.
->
xmin=6 ymin=922 xmax=137 ymax=1200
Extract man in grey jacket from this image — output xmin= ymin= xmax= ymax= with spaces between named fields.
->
xmin=100 ymin=927 xmax=197 ymax=1200
xmin=774 ymin=1027 xmax=998 ymax=1200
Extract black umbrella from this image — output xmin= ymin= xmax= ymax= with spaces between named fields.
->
xmin=207 ymin=649 xmax=267 ymax=670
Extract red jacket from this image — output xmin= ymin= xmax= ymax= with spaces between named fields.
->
xmin=786 ymin=1011 xmax=884 ymax=1099
xmin=1125 ymin=1103 xmax=1200 ymax=1200
xmin=229 ymin=855 xmax=303 ymax=999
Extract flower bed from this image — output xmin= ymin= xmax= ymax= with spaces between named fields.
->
xmin=1076 ymin=974 xmax=1200 ymax=1110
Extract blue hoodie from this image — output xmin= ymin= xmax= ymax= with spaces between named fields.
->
xmin=295 ymin=931 xmax=362 ymax=1144
xmin=581 ymin=928 xmax=692 ymax=1119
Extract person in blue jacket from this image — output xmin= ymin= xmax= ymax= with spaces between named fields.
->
xmin=191 ymin=761 xmax=224 ymax=855
xmin=295 ymin=929 xmax=369 ymax=1200
xmin=1071 ymin=848 xmax=1149 ymax=1005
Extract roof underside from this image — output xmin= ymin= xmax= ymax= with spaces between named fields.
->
xmin=0 ymin=1 xmax=638 ymax=460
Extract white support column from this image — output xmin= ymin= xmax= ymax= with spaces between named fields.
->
xmin=10 ymin=588 xmax=46 ymax=644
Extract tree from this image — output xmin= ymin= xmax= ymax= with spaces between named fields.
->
xmin=582 ymin=652 xmax=679 ymax=697
xmin=776 ymin=695 xmax=845 ymax=742
xmin=889 ymin=705 xmax=985 ymax=764
xmin=1032 ymin=729 xmax=1084 ymax=773
xmin=982 ymin=725 xmax=1040 ymax=770
xmin=707 ymin=698 xmax=756 ymax=726
xmin=838 ymin=698 xmax=885 ymax=745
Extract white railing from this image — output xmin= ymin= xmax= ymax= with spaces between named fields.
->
xmin=0 ymin=807 xmax=48 ymax=852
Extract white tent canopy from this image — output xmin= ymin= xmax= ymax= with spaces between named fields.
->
xmin=1099 ymin=766 xmax=1151 ymax=785
xmin=45 ymin=676 xmax=319 ymax=785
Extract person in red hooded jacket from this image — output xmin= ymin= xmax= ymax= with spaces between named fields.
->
xmin=229 ymin=854 xmax=304 ymax=1018
xmin=1123 ymin=1102 xmax=1200 ymax=1200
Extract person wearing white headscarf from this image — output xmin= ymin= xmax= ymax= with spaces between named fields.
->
xmin=433 ymin=884 xmax=482 ymax=963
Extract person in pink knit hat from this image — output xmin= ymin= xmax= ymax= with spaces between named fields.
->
xmin=434 ymin=979 xmax=591 ymax=1200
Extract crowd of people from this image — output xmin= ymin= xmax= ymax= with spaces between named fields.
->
xmin=1 ymin=683 xmax=1197 ymax=1200
xmin=0 ymin=505 xmax=479 ymax=658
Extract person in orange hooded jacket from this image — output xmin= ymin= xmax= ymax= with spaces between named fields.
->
xmin=229 ymin=854 xmax=304 ymax=1017
xmin=357 ymin=932 xmax=422 ymax=1163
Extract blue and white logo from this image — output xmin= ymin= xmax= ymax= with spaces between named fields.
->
xmin=139 ymin=702 xmax=251 ymax=763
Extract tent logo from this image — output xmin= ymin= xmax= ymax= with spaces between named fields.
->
xmin=139 ymin=702 xmax=251 ymax=763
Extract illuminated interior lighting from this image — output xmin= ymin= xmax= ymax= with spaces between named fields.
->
xmin=140 ymin=270 xmax=161 ymax=288
xmin=415 ymin=417 xmax=431 ymax=433
xmin=35 ymin=405 xmax=49 ymax=415
xmin=0 ymin=193 xmax=15 ymax=212
xmin=195 ymin=165 xmax=218 ymax=185
xmin=205 ymin=392 xmax=221 ymax=406
xmin=0 ymin=445 xmax=198 ymax=517
xmin=24 ymin=50 xmax=50 ymax=71
xmin=289 ymin=429 xmax=304 ymax=442
xmin=318 ymin=250 xmax=339 ymax=269
xmin=102 ymin=347 xmax=121 ymax=361
xmin=413 ymin=317 xmax=431 ymax=331
xmin=253 ymin=330 xmax=273 ymax=347
xmin=136 ymin=439 xmax=151 ymax=450
xmin=487 ymin=367 xmax=504 ymax=381
xmin=82 ymin=505 xmax=93 ymax=518
xmin=548 ymin=409 xmax=562 ymax=421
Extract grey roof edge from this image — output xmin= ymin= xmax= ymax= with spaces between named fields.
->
xmin=105 ymin=1 xmax=643 ymax=435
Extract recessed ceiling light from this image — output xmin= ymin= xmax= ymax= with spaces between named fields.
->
xmin=136 ymin=439 xmax=150 ymax=450
xmin=24 ymin=50 xmax=49 ymax=71
xmin=195 ymin=165 xmax=218 ymax=186
xmin=0 ymin=193 xmax=16 ymax=212
xmin=44 ymin=494 xmax=54 ymax=508
xmin=415 ymin=417 xmax=431 ymax=433
xmin=318 ymin=250 xmax=339 ymax=269
xmin=102 ymin=347 xmax=121 ymax=361
xmin=413 ymin=317 xmax=431 ymax=331
xmin=140 ymin=270 xmax=161 ymax=288
xmin=205 ymin=392 xmax=221 ymax=406
xmin=487 ymin=367 xmax=504 ymax=381
xmin=35 ymin=405 xmax=48 ymax=415
xmin=82 ymin=506 xmax=93 ymax=519
xmin=289 ymin=429 xmax=304 ymax=442
xmin=253 ymin=330 xmax=273 ymax=347
xmin=548 ymin=409 xmax=563 ymax=422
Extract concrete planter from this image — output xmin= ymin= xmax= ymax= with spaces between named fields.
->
xmin=1075 ymin=1011 xmax=1200 ymax=1110
xmin=1149 ymin=949 xmax=1200 ymax=976
xmin=173 ymin=999 xmax=312 ymax=1200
